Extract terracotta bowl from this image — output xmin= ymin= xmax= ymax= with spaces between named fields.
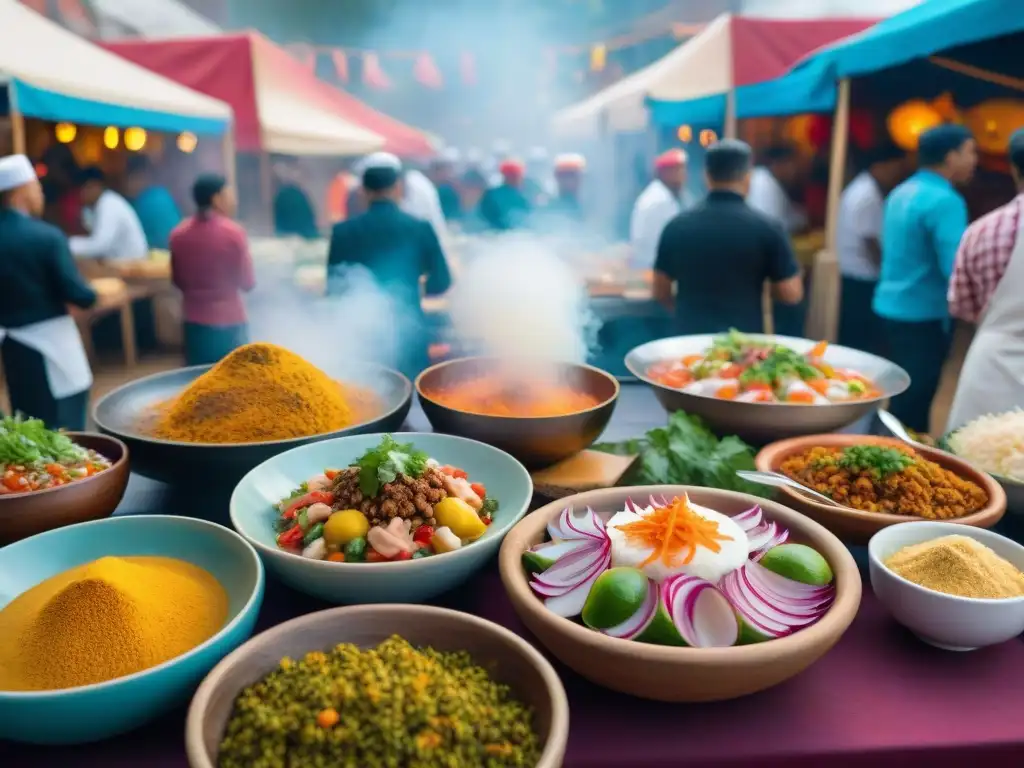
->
xmin=0 ymin=433 xmax=130 ymax=545
xmin=185 ymin=605 xmax=569 ymax=768
xmin=416 ymin=357 xmax=619 ymax=469
xmin=499 ymin=485 xmax=861 ymax=702
xmin=755 ymin=434 xmax=1006 ymax=545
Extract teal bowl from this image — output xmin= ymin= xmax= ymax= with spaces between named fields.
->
xmin=230 ymin=432 xmax=533 ymax=604
xmin=0 ymin=515 xmax=264 ymax=745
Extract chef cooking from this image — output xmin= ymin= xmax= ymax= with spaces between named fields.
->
xmin=0 ymin=154 xmax=98 ymax=430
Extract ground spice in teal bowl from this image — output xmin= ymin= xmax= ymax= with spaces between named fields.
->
xmin=217 ymin=635 xmax=542 ymax=768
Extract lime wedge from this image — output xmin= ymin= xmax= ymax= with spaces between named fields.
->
xmin=759 ymin=543 xmax=834 ymax=586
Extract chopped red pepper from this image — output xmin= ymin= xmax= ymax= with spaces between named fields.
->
xmin=470 ymin=482 xmax=486 ymax=499
xmin=366 ymin=549 xmax=388 ymax=563
xmin=413 ymin=525 xmax=435 ymax=545
xmin=393 ymin=550 xmax=413 ymax=561
xmin=283 ymin=490 xmax=335 ymax=519
xmin=324 ymin=469 xmax=340 ymax=480
xmin=439 ymin=465 xmax=468 ymax=480
xmin=481 ymin=516 xmax=493 ymax=526
xmin=277 ymin=525 xmax=304 ymax=548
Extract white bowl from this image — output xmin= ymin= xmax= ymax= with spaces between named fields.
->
xmin=868 ymin=522 xmax=1024 ymax=651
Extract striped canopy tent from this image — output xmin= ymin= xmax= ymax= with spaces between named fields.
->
xmin=1 ymin=0 xmax=231 ymax=146
xmin=551 ymin=14 xmax=876 ymax=139
xmin=105 ymin=33 xmax=433 ymax=157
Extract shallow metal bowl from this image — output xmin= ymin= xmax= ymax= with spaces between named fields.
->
xmin=415 ymin=357 xmax=619 ymax=469
xmin=940 ymin=432 xmax=1024 ymax=517
xmin=92 ymin=362 xmax=412 ymax=485
xmin=625 ymin=333 xmax=910 ymax=444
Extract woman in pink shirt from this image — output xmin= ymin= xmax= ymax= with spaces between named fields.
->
xmin=170 ymin=174 xmax=255 ymax=366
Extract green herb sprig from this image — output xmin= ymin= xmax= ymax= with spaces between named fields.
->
xmin=352 ymin=435 xmax=430 ymax=497
xmin=0 ymin=415 xmax=87 ymax=467
xmin=837 ymin=445 xmax=915 ymax=478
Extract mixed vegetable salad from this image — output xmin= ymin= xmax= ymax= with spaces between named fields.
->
xmin=0 ymin=416 xmax=112 ymax=495
xmin=646 ymin=330 xmax=880 ymax=404
xmin=274 ymin=435 xmax=499 ymax=562
xmin=524 ymin=494 xmax=835 ymax=647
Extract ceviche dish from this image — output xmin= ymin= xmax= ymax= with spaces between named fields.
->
xmin=646 ymin=331 xmax=880 ymax=404
xmin=274 ymin=436 xmax=499 ymax=562
xmin=0 ymin=416 xmax=112 ymax=495
xmin=523 ymin=494 xmax=836 ymax=646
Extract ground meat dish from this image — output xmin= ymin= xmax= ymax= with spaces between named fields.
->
xmin=779 ymin=445 xmax=988 ymax=519
xmin=330 ymin=466 xmax=447 ymax=528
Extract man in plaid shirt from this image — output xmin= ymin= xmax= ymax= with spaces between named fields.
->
xmin=946 ymin=128 xmax=1024 ymax=430
xmin=948 ymin=130 xmax=1024 ymax=324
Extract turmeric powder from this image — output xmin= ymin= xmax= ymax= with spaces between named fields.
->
xmin=0 ymin=556 xmax=228 ymax=691
xmin=152 ymin=343 xmax=361 ymax=444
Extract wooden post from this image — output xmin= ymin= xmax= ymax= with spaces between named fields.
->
xmin=809 ymin=77 xmax=851 ymax=342
xmin=222 ymin=128 xmax=237 ymax=191
xmin=724 ymin=88 xmax=737 ymax=139
xmin=9 ymin=82 xmax=26 ymax=155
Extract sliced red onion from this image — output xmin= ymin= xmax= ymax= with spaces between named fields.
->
xmin=602 ymin=579 xmax=659 ymax=640
xmin=649 ymin=494 xmax=671 ymax=509
xmin=530 ymin=542 xmax=609 ymax=590
xmin=542 ymin=550 xmax=612 ymax=618
xmin=750 ymin=526 xmax=791 ymax=561
xmin=624 ymin=497 xmax=642 ymax=514
xmin=664 ymin=574 xmax=738 ymax=648
xmin=732 ymin=504 xmax=764 ymax=533
xmin=529 ymin=550 xmax=609 ymax=597
xmin=546 ymin=509 xmax=573 ymax=541
xmin=730 ymin=566 xmax=824 ymax=626
xmin=744 ymin=559 xmax=834 ymax=606
xmin=746 ymin=521 xmax=778 ymax=553
xmin=719 ymin=571 xmax=790 ymax=638
xmin=558 ymin=506 xmax=607 ymax=541
xmin=528 ymin=538 xmax=593 ymax=561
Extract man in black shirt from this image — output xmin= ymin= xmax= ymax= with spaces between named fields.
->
xmin=653 ymin=140 xmax=803 ymax=335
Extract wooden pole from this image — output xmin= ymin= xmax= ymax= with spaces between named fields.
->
xmin=222 ymin=128 xmax=237 ymax=191
xmin=9 ymin=83 xmax=26 ymax=155
xmin=825 ymin=79 xmax=851 ymax=254
xmin=724 ymin=88 xmax=737 ymax=139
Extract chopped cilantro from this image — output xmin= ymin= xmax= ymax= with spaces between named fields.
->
xmin=837 ymin=445 xmax=915 ymax=478
xmin=352 ymin=435 xmax=430 ymax=498
xmin=482 ymin=497 xmax=500 ymax=515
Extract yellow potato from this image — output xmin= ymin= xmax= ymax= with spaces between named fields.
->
xmin=433 ymin=497 xmax=487 ymax=542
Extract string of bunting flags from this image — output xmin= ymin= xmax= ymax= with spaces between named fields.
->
xmin=285 ymin=22 xmax=701 ymax=89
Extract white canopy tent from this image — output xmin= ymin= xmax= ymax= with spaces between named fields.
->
xmin=552 ymin=14 xmax=734 ymax=139
xmin=90 ymin=0 xmax=222 ymax=40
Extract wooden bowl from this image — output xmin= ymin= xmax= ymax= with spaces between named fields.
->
xmin=0 ymin=433 xmax=130 ymax=545
xmin=755 ymin=434 xmax=1007 ymax=545
xmin=416 ymin=357 xmax=620 ymax=469
xmin=499 ymin=486 xmax=861 ymax=702
xmin=185 ymin=605 xmax=569 ymax=768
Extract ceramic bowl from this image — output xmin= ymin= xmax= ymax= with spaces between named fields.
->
xmin=625 ymin=333 xmax=910 ymax=444
xmin=0 ymin=515 xmax=264 ymax=745
xmin=185 ymin=604 xmax=569 ymax=768
xmin=499 ymin=485 xmax=861 ymax=702
xmin=869 ymin=522 xmax=1024 ymax=650
xmin=755 ymin=434 xmax=1006 ymax=545
xmin=230 ymin=432 xmax=533 ymax=604
xmin=416 ymin=357 xmax=619 ymax=469
xmin=939 ymin=431 xmax=1024 ymax=517
xmin=0 ymin=433 xmax=130 ymax=545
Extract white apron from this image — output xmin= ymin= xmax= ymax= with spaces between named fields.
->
xmin=0 ymin=315 xmax=93 ymax=400
xmin=946 ymin=217 xmax=1024 ymax=431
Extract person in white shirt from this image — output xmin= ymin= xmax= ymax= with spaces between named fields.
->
xmin=402 ymin=166 xmax=449 ymax=245
xmin=69 ymin=167 xmax=148 ymax=261
xmin=629 ymin=149 xmax=693 ymax=271
xmin=836 ymin=145 xmax=908 ymax=356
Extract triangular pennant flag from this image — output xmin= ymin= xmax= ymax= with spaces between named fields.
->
xmin=413 ymin=53 xmax=443 ymax=89
xmin=362 ymin=52 xmax=392 ymax=89
xmin=459 ymin=52 xmax=477 ymax=86
xmin=331 ymin=49 xmax=349 ymax=83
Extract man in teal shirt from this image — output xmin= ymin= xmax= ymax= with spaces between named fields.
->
xmin=126 ymin=156 xmax=181 ymax=251
xmin=874 ymin=125 xmax=977 ymax=432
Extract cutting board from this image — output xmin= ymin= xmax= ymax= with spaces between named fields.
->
xmin=531 ymin=450 xmax=638 ymax=499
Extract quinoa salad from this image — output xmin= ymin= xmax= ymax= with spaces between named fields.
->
xmin=0 ymin=416 xmax=112 ymax=495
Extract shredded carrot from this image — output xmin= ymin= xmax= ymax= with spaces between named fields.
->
xmin=619 ymin=496 xmax=733 ymax=568
xmin=808 ymin=340 xmax=828 ymax=358
xmin=807 ymin=379 xmax=831 ymax=395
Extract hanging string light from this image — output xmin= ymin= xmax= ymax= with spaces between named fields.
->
xmin=124 ymin=128 xmax=147 ymax=152
xmin=677 ymin=125 xmax=693 ymax=143
xmin=103 ymin=126 xmax=120 ymax=150
xmin=176 ymin=132 xmax=198 ymax=154
xmin=55 ymin=123 xmax=77 ymax=143
xmin=699 ymin=129 xmax=718 ymax=147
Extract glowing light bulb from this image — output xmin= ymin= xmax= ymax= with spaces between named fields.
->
xmin=55 ymin=123 xmax=77 ymax=143
xmin=103 ymin=126 xmax=120 ymax=150
xmin=176 ymin=131 xmax=198 ymax=154
xmin=677 ymin=125 xmax=693 ymax=143
xmin=124 ymin=127 xmax=147 ymax=152
xmin=699 ymin=129 xmax=718 ymax=148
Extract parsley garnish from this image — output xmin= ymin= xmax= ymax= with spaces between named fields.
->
xmin=0 ymin=415 xmax=87 ymax=466
xmin=352 ymin=435 xmax=430 ymax=498
xmin=482 ymin=497 xmax=500 ymax=515
xmin=837 ymin=445 xmax=915 ymax=478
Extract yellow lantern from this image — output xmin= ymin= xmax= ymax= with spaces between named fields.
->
xmin=103 ymin=126 xmax=120 ymax=150
xmin=590 ymin=43 xmax=607 ymax=73
xmin=677 ymin=125 xmax=693 ymax=143
xmin=699 ymin=129 xmax=718 ymax=148
xmin=963 ymin=99 xmax=1024 ymax=155
xmin=124 ymin=127 xmax=147 ymax=152
xmin=887 ymin=100 xmax=943 ymax=151
xmin=176 ymin=131 xmax=198 ymax=154
xmin=55 ymin=123 xmax=77 ymax=144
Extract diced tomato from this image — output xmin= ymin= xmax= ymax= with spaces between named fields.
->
xmin=660 ymin=370 xmax=693 ymax=388
xmin=440 ymin=465 xmax=468 ymax=479
xmin=283 ymin=490 xmax=335 ymax=519
xmin=786 ymin=390 xmax=817 ymax=404
xmin=716 ymin=384 xmax=740 ymax=400
xmin=366 ymin=549 xmax=389 ymax=563
xmin=324 ymin=469 xmax=340 ymax=480
xmin=470 ymin=482 xmax=486 ymax=499
xmin=393 ymin=550 xmax=413 ymax=561
xmin=718 ymin=364 xmax=743 ymax=379
xmin=3 ymin=473 xmax=26 ymax=492
xmin=481 ymin=516 xmax=493 ymax=526
xmin=277 ymin=525 xmax=304 ymax=548
xmin=807 ymin=379 xmax=831 ymax=395
xmin=413 ymin=525 xmax=435 ymax=545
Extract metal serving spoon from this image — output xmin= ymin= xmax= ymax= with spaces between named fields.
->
xmin=736 ymin=469 xmax=850 ymax=509
xmin=876 ymin=409 xmax=928 ymax=449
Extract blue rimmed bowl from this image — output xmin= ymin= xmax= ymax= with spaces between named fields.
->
xmin=230 ymin=432 xmax=533 ymax=604
xmin=0 ymin=515 xmax=264 ymax=745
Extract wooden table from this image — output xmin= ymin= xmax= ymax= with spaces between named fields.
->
xmin=71 ymin=285 xmax=155 ymax=369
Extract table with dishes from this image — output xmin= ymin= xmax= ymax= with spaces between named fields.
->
xmin=3 ymin=332 xmax=1024 ymax=767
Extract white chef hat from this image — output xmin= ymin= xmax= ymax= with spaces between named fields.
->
xmin=355 ymin=151 xmax=403 ymax=175
xmin=0 ymin=154 xmax=37 ymax=194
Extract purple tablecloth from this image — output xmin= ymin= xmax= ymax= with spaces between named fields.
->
xmin=4 ymin=386 xmax=1024 ymax=767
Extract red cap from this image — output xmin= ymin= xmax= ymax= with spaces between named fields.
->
xmin=499 ymin=159 xmax=525 ymax=178
xmin=654 ymin=148 xmax=688 ymax=170
xmin=554 ymin=153 xmax=586 ymax=172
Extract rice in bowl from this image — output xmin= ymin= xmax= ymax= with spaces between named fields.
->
xmin=948 ymin=409 xmax=1024 ymax=482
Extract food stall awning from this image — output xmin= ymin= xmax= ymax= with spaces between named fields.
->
xmin=105 ymin=33 xmax=433 ymax=157
xmin=717 ymin=0 xmax=1024 ymax=120
xmin=552 ymin=14 xmax=876 ymax=138
xmin=0 ymin=0 xmax=231 ymax=134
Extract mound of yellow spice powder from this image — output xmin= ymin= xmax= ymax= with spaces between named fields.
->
xmin=0 ymin=556 xmax=228 ymax=691
xmin=153 ymin=343 xmax=354 ymax=444
xmin=886 ymin=534 xmax=1024 ymax=599
xmin=218 ymin=635 xmax=541 ymax=768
